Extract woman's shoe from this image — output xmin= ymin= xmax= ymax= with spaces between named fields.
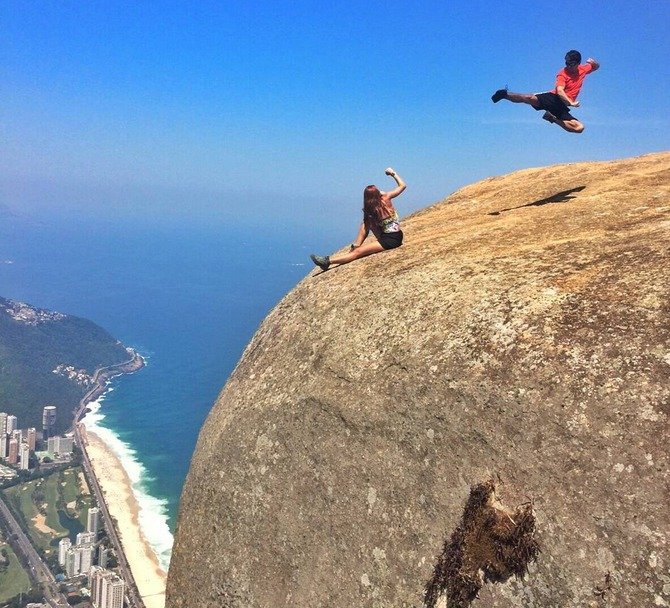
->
xmin=310 ymin=254 xmax=330 ymax=270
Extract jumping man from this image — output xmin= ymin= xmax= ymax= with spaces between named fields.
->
xmin=491 ymin=50 xmax=600 ymax=134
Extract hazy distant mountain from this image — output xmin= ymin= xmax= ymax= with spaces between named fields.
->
xmin=0 ymin=297 xmax=132 ymax=434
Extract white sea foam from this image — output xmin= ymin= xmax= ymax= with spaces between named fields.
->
xmin=84 ymin=395 xmax=173 ymax=571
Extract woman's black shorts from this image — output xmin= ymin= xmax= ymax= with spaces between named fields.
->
xmin=379 ymin=230 xmax=403 ymax=250
xmin=534 ymin=92 xmax=575 ymax=121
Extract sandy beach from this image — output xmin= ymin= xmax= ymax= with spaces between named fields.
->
xmin=84 ymin=429 xmax=167 ymax=608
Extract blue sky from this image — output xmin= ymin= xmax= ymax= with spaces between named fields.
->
xmin=2 ymin=0 xmax=669 ymax=229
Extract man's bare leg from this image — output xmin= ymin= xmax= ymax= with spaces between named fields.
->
xmin=542 ymin=111 xmax=585 ymax=133
xmin=556 ymin=118 xmax=584 ymax=133
xmin=492 ymin=88 xmax=584 ymax=133
xmin=492 ymin=89 xmax=541 ymax=108
xmin=505 ymin=92 xmax=541 ymax=108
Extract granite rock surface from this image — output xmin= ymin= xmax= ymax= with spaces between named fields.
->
xmin=167 ymin=152 xmax=670 ymax=608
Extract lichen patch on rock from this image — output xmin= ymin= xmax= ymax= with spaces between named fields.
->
xmin=424 ymin=480 xmax=539 ymax=608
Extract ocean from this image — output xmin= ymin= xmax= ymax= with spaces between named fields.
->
xmin=0 ymin=210 xmax=347 ymax=570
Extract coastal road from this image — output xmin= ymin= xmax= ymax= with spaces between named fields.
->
xmin=0 ymin=494 xmax=69 ymax=607
xmin=70 ymin=351 xmax=144 ymax=429
xmin=72 ymin=352 xmax=148 ymax=608
xmin=75 ymin=426 xmax=146 ymax=608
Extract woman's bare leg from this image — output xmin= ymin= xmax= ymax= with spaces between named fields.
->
xmin=329 ymin=241 xmax=385 ymax=265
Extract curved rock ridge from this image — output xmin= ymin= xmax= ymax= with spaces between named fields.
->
xmin=167 ymin=152 xmax=670 ymax=608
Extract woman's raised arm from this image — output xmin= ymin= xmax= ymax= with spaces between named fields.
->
xmin=383 ymin=167 xmax=406 ymax=199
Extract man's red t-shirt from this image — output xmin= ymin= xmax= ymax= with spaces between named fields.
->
xmin=553 ymin=63 xmax=594 ymax=100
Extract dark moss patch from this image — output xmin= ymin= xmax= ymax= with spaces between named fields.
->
xmin=424 ymin=479 xmax=539 ymax=608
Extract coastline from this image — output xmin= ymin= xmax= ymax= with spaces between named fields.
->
xmin=82 ymin=427 xmax=167 ymax=608
xmin=74 ymin=350 xmax=168 ymax=608
xmin=75 ymin=350 xmax=146 ymax=424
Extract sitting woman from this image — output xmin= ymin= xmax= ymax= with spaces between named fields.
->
xmin=310 ymin=168 xmax=406 ymax=271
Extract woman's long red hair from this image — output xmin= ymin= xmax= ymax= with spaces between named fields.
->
xmin=363 ymin=185 xmax=394 ymax=225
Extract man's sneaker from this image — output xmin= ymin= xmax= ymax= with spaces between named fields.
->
xmin=542 ymin=111 xmax=556 ymax=123
xmin=310 ymin=254 xmax=330 ymax=271
xmin=491 ymin=88 xmax=508 ymax=103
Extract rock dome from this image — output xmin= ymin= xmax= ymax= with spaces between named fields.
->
xmin=167 ymin=152 xmax=670 ymax=608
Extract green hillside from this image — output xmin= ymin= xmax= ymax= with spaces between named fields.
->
xmin=0 ymin=297 xmax=131 ymax=433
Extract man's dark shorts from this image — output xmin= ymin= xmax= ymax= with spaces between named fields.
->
xmin=379 ymin=230 xmax=403 ymax=250
xmin=534 ymin=92 xmax=575 ymax=120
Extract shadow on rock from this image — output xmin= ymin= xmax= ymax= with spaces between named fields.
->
xmin=488 ymin=185 xmax=586 ymax=216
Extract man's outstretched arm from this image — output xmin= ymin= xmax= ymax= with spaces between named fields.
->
xmin=587 ymin=58 xmax=600 ymax=72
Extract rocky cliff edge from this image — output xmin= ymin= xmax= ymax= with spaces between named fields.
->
xmin=167 ymin=152 xmax=670 ymax=608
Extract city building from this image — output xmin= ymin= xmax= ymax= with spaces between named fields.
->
xmin=59 ymin=538 xmax=72 ymax=566
xmin=65 ymin=544 xmax=95 ymax=577
xmin=89 ymin=566 xmax=104 ymax=603
xmin=76 ymin=531 xmax=96 ymax=546
xmin=0 ymin=412 xmax=7 ymax=434
xmin=60 ymin=434 xmax=74 ymax=452
xmin=47 ymin=436 xmax=57 ymax=454
xmin=90 ymin=567 xmax=126 ymax=608
xmin=0 ymin=434 xmax=7 ymax=459
xmin=47 ymin=434 xmax=74 ymax=456
xmin=87 ymin=506 xmax=100 ymax=535
xmin=42 ymin=405 xmax=57 ymax=441
xmin=98 ymin=545 xmax=108 ymax=569
xmin=7 ymin=438 xmax=19 ymax=465
xmin=90 ymin=567 xmax=110 ymax=608
xmin=65 ymin=547 xmax=81 ymax=578
xmin=26 ymin=427 xmax=37 ymax=451
xmin=105 ymin=577 xmax=125 ymax=608
xmin=80 ymin=544 xmax=94 ymax=574
xmin=19 ymin=442 xmax=30 ymax=470
xmin=6 ymin=414 xmax=17 ymax=434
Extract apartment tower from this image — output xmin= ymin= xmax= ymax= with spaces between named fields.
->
xmin=19 ymin=443 xmax=30 ymax=470
xmin=26 ymin=427 xmax=37 ymax=451
xmin=7 ymin=438 xmax=18 ymax=465
xmin=87 ymin=506 xmax=100 ymax=535
xmin=42 ymin=405 xmax=57 ymax=441
xmin=90 ymin=567 xmax=126 ymax=608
